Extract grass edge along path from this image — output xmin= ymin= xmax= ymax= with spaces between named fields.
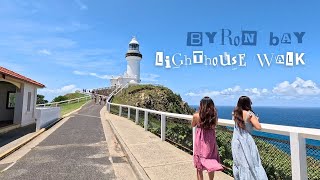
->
xmin=60 ymin=99 xmax=90 ymax=116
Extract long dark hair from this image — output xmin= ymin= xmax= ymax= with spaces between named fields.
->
xmin=233 ymin=96 xmax=253 ymax=129
xmin=199 ymin=96 xmax=217 ymax=129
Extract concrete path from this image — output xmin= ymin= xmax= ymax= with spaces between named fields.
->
xmin=0 ymin=123 xmax=36 ymax=149
xmin=0 ymin=102 xmax=136 ymax=180
xmin=105 ymin=109 xmax=233 ymax=180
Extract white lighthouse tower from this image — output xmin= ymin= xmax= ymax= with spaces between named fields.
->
xmin=109 ymin=37 xmax=143 ymax=87
xmin=126 ymin=37 xmax=142 ymax=83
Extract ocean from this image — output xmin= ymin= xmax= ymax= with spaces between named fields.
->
xmin=190 ymin=105 xmax=320 ymax=129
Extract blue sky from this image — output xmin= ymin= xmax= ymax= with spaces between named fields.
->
xmin=1 ymin=0 xmax=320 ymax=107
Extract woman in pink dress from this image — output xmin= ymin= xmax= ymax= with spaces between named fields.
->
xmin=192 ymin=96 xmax=224 ymax=180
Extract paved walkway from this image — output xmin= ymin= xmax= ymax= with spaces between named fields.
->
xmin=0 ymin=102 xmax=135 ymax=180
xmin=105 ymin=109 xmax=233 ymax=180
xmin=0 ymin=124 xmax=36 ymax=149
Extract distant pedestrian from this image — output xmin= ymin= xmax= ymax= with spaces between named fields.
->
xmin=94 ymin=95 xmax=97 ymax=104
xmin=99 ymin=96 xmax=102 ymax=105
xmin=103 ymin=97 xmax=107 ymax=105
xmin=231 ymin=96 xmax=267 ymax=180
xmin=192 ymin=96 xmax=223 ymax=180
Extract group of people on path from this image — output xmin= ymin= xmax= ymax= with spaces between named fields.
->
xmin=192 ymin=96 xmax=268 ymax=180
xmin=92 ymin=92 xmax=107 ymax=105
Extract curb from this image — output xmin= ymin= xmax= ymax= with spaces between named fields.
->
xmin=106 ymin=115 xmax=150 ymax=180
xmin=0 ymin=128 xmax=45 ymax=161
xmin=0 ymin=124 xmax=20 ymax=135
xmin=0 ymin=100 xmax=91 ymax=161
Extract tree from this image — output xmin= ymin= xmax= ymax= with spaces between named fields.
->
xmin=37 ymin=94 xmax=48 ymax=104
xmin=52 ymin=95 xmax=68 ymax=102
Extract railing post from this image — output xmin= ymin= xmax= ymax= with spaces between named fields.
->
xmin=128 ymin=108 xmax=130 ymax=119
xmin=290 ymin=132 xmax=307 ymax=180
xmin=193 ymin=127 xmax=196 ymax=155
xmin=144 ymin=111 xmax=148 ymax=131
xmin=119 ymin=106 xmax=122 ymax=116
xmin=135 ymin=109 xmax=139 ymax=124
xmin=161 ymin=114 xmax=166 ymax=141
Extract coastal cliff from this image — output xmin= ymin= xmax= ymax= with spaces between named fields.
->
xmin=111 ymin=84 xmax=195 ymax=115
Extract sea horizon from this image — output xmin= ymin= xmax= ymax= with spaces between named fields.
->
xmin=191 ymin=105 xmax=320 ymax=109
xmin=190 ymin=105 xmax=320 ymax=129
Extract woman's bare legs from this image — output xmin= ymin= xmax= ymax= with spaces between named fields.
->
xmin=197 ymin=170 xmax=203 ymax=180
xmin=208 ymin=171 xmax=215 ymax=180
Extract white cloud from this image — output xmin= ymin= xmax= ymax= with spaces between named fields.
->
xmin=273 ymin=77 xmax=320 ymax=96
xmin=73 ymin=70 xmax=86 ymax=75
xmin=39 ymin=84 xmax=79 ymax=94
xmin=38 ymin=84 xmax=80 ymax=101
xmin=73 ymin=70 xmax=112 ymax=79
xmin=38 ymin=49 xmax=51 ymax=55
xmin=74 ymin=0 xmax=88 ymax=10
xmin=141 ymin=73 xmax=160 ymax=82
xmin=185 ymin=77 xmax=320 ymax=102
xmin=0 ymin=35 xmax=118 ymax=70
xmin=185 ymin=86 xmax=243 ymax=97
xmin=89 ymin=72 xmax=112 ymax=79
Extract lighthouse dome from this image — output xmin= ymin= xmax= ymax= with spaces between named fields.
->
xmin=129 ymin=37 xmax=139 ymax=45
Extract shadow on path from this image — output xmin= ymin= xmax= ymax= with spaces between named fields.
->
xmin=0 ymin=124 xmax=36 ymax=147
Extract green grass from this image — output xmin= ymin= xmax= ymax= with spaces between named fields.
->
xmin=64 ymin=92 xmax=87 ymax=99
xmin=60 ymin=99 xmax=89 ymax=115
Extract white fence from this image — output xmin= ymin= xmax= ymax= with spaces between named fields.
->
xmin=36 ymin=95 xmax=91 ymax=107
xmin=106 ymin=90 xmax=320 ymax=180
xmin=35 ymin=107 xmax=61 ymax=131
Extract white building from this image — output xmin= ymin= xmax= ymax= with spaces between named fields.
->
xmin=0 ymin=66 xmax=45 ymax=128
xmin=110 ymin=37 xmax=143 ymax=87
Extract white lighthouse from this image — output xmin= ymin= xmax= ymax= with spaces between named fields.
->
xmin=126 ymin=37 xmax=142 ymax=83
xmin=110 ymin=37 xmax=143 ymax=87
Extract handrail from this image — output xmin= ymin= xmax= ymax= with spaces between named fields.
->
xmin=107 ymin=102 xmax=320 ymax=140
xmin=114 ymin=83 xmax=129 ymax=96
xmin=104 ymin=85 xmax=319 ymax=180
xmin=36 ymin=95 xmax=90 ymax=107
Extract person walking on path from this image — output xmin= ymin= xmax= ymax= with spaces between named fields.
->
xmin=231 ymin=96 xmax=268 ymax=180
xmin=103 ymin=96 xmax=107 ymax=105
xmin=94 ymin=94 xmax=97 ymax=104
xmin=99 ymin=96 xmax=102 ymax=105
xmin=192 ymin=96 xmax=223 ymax=180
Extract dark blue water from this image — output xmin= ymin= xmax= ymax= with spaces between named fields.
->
xmin=190 ymin=105 xmax=320 ymax=159
xmin=190 ymin=105 xmax=320 ymax=129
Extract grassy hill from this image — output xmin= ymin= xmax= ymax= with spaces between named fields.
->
xmin=52 ymin=92 xmax=85 ymax=102
xmin=111 ymin=84 xmax=195 ymax=114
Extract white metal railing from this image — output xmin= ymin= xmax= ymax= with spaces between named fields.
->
xmin=106 ymin=100 xmax=320 ymax=180
xmin=93 ymin=85 xmax=116 ymax=91
xmin=106 ymin=83 xmax=128 ymax=112
xmin=36 ymin=95 xmax=91 ymax=107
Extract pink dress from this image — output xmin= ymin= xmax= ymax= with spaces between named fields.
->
xmin=193 ymin=125 xmax=224 ymax=172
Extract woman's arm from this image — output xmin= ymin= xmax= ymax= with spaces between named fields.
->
xmin=247 ymin=111 xmax=262 ymax=130
xmin=191 ymin=113 xmax=199 ymax=127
